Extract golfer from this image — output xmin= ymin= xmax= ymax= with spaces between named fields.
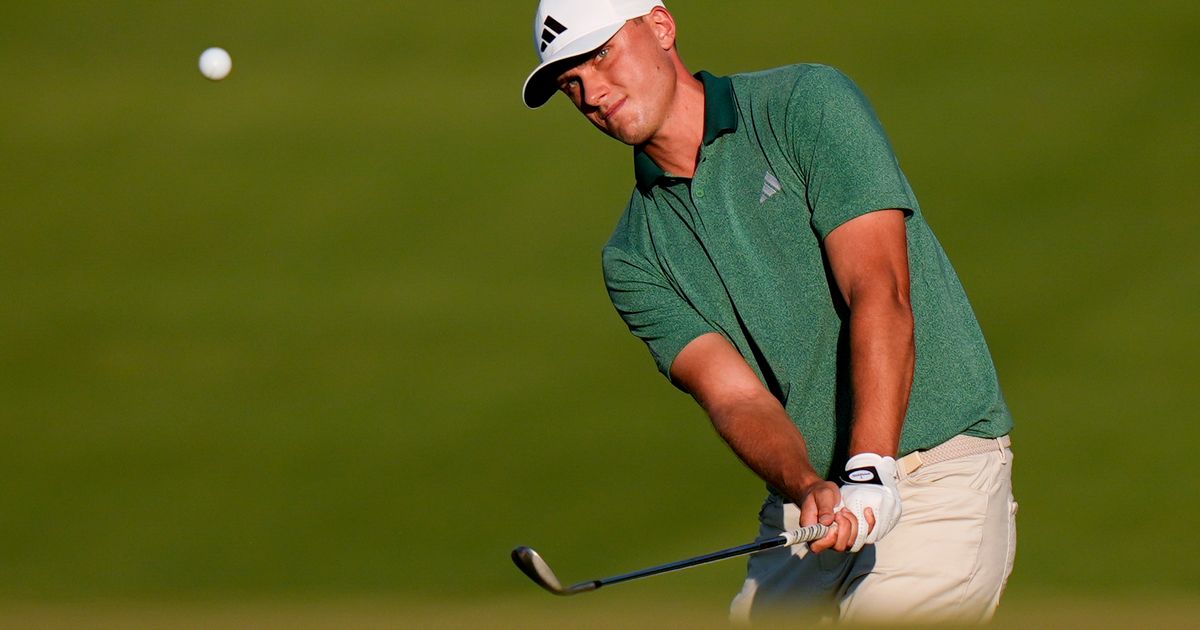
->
xmin=522 ymin=1 xmax=1016 ymax=623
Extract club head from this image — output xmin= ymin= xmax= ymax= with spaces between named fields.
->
xmin=511 ymin=546 xmax=598 ymax=596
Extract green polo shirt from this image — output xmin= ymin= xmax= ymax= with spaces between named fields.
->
xmin=602 ymin=64 xmax=1012 ymax=482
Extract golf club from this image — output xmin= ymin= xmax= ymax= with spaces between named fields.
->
xmin=511 ymin=523 xmax=831 ymax=596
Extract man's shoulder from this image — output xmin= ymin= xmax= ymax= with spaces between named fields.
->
xmin=730 ymin=63 xmax=860 ymax=107
xmin=731 ymin=63 xmax=845 ymax=87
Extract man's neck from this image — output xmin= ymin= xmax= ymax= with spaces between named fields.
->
xmin=641 ymin=73 xmax=706 ymax=179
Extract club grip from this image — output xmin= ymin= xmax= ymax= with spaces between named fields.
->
xmin=781 ymin=524 xmax=831 ymax=546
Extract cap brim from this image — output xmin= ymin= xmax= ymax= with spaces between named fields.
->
xmin=521 ymin=23 xmax=624 ymax=109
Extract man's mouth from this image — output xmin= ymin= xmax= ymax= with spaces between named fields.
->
xmin=602 ymin=98 xmax=626 ymax=122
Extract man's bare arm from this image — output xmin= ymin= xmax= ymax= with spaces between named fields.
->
xmin=671 ymin=333 xmax=861 ymax=551
xmin=823 ymin=209 xmax=915 ymax=457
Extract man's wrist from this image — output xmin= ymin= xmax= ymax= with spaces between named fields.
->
xmin=782 ymin=470 xmax=827 ymax=503
xmin=844 ymin=424 xmax=902 ymax=453
xmin=848 ymin=443 xmax=898 ymax=459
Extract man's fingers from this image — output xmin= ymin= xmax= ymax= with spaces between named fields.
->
xmin=808 ymin=522 xmax=839 ymax=553
xmin=850 ymin=510 xmax=870 ymax=552
xmin=802 ymin=482 xmax=844 ymax=553
xmin=814 ymin=484 xmax=840 ymax=526
xmin=799 ymin=482 xmax=840 ymax=528
xmin=809 ymin=509 xmax=870 ymax=554
xmin=799 ymin=495 xmax=817 ymax=527
xmin=834 ymin=510 xmax=856 ymax=551
xmin=864 ymin=506 xmax=877 ymax=534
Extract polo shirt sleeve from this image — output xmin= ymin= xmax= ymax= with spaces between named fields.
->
xmin=789 ymin=65 xmax=917 ymax=239
xmin=602 ymin=245 xmax=716 ymax=383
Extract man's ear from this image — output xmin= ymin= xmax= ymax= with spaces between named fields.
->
xmin=645 ymin=7 xmax=677 ymax=51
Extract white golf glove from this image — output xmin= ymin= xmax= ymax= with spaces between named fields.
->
xmin=837 ymin=453 xmax=902 ymax=552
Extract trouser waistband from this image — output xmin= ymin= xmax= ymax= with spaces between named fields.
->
xmin=897 ymin=434 xmax=1011 ymax=477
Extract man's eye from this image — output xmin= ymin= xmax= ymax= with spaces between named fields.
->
xmin=596 ymin=48 xmax=609 ymax=60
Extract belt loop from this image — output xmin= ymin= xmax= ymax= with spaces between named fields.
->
xmin=996 ymin=437 xmax=1007 ymax=464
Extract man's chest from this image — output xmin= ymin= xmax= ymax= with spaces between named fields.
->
xmin=637 ymin=163 xmax=836 ymax=330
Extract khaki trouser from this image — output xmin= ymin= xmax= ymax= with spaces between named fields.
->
xmin=730 ymin=438 xmax=1017 ymax=624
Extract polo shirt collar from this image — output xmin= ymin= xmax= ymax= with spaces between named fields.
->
xmin=634 ymin=71 xmax=739 ymax=192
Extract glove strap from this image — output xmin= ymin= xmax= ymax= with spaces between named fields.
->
xmin=838 ymin=466 xmax=883 ymax=486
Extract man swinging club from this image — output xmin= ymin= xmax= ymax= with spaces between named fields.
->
xmin=521 ymin=1 xmax=1017 ymax=623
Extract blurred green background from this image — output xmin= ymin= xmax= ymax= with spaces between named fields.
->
xmin=2 ymin=0 xmax=1198 ymax=626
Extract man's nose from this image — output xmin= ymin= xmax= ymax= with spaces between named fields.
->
xmin=581 ymin=73 xmax=608 ymax=108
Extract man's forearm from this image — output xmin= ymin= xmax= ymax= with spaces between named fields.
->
xmin=847 ymin=296 xmax=915 ymax=457
xmin=672 ymin=332 xmax=829 ymax=506
xmin=704 ymin=393 xmax=824 ymax=503
xmin=672 ymin=332 xmax=849 ymax=545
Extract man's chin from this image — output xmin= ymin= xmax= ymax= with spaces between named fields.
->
xmin=605 ymin=125 xmax=651 ymax=147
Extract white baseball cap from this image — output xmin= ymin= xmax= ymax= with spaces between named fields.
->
xmin=522 ymin=0 xmax=666 ymax=109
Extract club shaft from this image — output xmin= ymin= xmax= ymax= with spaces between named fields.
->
xmin=578 ymin=525 xmax=829 ymax=592
xmin=592 ymin=536 xmax=786 ymax=589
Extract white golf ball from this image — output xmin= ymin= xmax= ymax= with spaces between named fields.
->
xmin=199 ymin=47 xmax=232 ymax=81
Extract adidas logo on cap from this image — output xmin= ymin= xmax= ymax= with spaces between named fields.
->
xmin=540 ymin=16 xmax=568 ymax=53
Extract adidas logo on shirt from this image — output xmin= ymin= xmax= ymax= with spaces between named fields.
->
xmin=760 ymin=171 xmax=782 ymax=203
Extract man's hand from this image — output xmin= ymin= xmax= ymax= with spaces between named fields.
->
xmin=797 ymin=479 xmax=873 ymax=553
xmin=837 ymin=453 xmax=902 ymax=552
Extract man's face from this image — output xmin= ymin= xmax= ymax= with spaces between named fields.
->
xmin=553 ymin=16 xmax=676 ymax=146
